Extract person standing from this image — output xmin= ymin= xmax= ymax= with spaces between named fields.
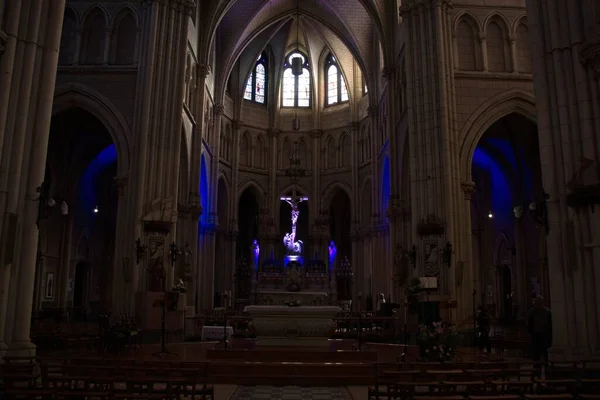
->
xmin=527 ymin=296 xmax=553 ymax=363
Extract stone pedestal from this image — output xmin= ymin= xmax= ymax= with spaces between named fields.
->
xmin=244 ymin=305 xmax=341 ymax=347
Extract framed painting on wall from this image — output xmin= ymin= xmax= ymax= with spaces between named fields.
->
xmin=45 ymin=272 xmax=55 ymax=299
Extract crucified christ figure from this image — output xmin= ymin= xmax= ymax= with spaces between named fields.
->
xmin=280 ymin=190 xmax=308 ymax=255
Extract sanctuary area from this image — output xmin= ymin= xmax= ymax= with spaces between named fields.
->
xmin=1 ymin=0 xmax=600 ymax=398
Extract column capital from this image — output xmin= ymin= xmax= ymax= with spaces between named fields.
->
xmin=233 ymin=119 xmax=244 ymax=130
xmin=461 ymin=180 xmax=476 ymax=200
xmin=310 ymin=129 xmax=323 ymax=138
xmin=268 ymin=128 xmax=280 ymax=138
xmin=508 ymin=33 xmax=517 ymax=44
xmin=478 ymin=32 xmax=487 ymax=42
xmin=113 ymin=176 xmax=128 ymax=195
xmin=213 ymin=104 xmax=225 ymax=116
xmin=198 ymin=64 xmax=211 ymax=78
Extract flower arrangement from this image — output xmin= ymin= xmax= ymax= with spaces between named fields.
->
xmin=171 ymin=278 xmax=187 ymax=293
xmin=417 ymin=321 xmax=458 ymax=362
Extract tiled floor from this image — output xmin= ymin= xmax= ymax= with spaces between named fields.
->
xmin=230 ymin=386 xmax=353 ymax=400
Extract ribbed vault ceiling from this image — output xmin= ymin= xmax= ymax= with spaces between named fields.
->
xmin=212 ymin=0 xmax=386 ymax=103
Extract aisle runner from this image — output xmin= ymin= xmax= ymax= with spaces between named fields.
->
xmin=230 ymin=386 xmax=353 ymax=400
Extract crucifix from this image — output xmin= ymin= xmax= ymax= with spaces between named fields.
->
xmin=280 ymin=187 xmax=308 ymax=254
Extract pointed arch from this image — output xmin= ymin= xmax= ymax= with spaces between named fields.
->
xmin=454 ymin=12 xmax=482 ymax=71
xmin=53 ymin=83 xmax=131 ymax=175
xmin=255 ymin=133 xmax=265 ymax=169
xmin=453 ymin=10 xmax=483 ymax=33
xmin=483 ymin=12 xmax=511 ymax=72
xmin=237 ymin=179 xmax=265 ymax=204
xmin=111 ymin=7 xmax=138 ymax=65
xmin=298 ymin=138 xmax=309 ymax=169
xmin=59 ymin=7 xmax=79 ymax=65
xmin=324 ymin=134 xmax=336 ymax=169
xmin=339 ymin=132 xmax=351 ymax=167
xmin=281 ymin=50 xmax=311 ymax=108
xmin=240 ymin=131 xmax=251 ymax=166
xmin=322 ymin=181 xmax=353 ymax=209
xmin=459 ymin=89 xmax=537 ymax=180
xmin=80 ymin=6 xmax=109 ymax=65
xmin=281 ymin=137 xmax=291 ymax=169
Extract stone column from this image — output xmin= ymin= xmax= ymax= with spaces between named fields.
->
xmin=508 ymin=34 xmax=518 ymax=73
xmin=402 ymin=0 xmax=460 ymax=300
xmin=526 ymin=0 xmax=600 ymax=358
xmin=3 ymin=0 xmax=66 ymax=357
xmin=130 ymin=0 xmax=194 ymax=307
xmin=110 ymin=176 xmax=129 ymax=314
xmin=457 ymin=181 xmax=476 ymax=324
xmin=268 ymin=128 xmax=279 ymax=217
xmin=479 ymin=33 xmax=488 ymax=72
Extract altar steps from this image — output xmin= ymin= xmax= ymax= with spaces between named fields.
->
xmin=206 ymin=349 xmax=378 ymax=363
xmin=206 ymin=360 xmax=375 ymax=385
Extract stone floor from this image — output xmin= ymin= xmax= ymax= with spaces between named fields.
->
xmin=229 ymin=386 xmax=354 ymax=400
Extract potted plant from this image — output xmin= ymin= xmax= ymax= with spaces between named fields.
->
xmin=416 ymin=321 xmax=458 ymax=362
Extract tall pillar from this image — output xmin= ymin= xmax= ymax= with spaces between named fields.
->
xmin=0 ymin=0 xmax=67 ymax=357
xmin=402 ymin=0 xmax=460 ymax=303
xmin=111 ymin=176 xmax=130 ymax=314
xmin=57 ymin=217 xmax=74 ymax=310
xmin=130 ymin=0 xmax=194 ymax=313
xmin=526 ymin=0 xmax=600 ymax=358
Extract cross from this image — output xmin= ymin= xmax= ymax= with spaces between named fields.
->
xmin=280 ymin=187 xmax=308 ymax=212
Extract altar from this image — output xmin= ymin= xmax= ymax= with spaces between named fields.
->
xmin=244 ymin=305 xmax=341 ymax=346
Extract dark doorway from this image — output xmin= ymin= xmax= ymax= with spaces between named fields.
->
xmin=500 ymin=265 xmax=513 ymax=320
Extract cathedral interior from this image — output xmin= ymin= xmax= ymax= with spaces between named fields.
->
xmin=1 ymin=0 xmax=600 ymax=396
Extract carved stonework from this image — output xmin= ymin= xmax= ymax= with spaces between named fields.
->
xmin=580 ymin=38 xmax=600 ymax=76
xmin=310 ymin=129 xmax=323 ymax=139
xmin=197 ymin=64 xmax=211 ymax=78
xmin=461 ymin=181 xmax=476 ymax=200
xmin=387 ymin=199 xmax=410 ymax=222
xmin=213 ymin=104 xmax=225 ymax=116
xmin=422 ymin=238 xmax=440 ymax=277
xmin=417 ymin=214 xmax=444 ymax=236
xmin=347 ymin=122 xmax=360 ymax=132
xmin=400 ymin=0 xmax=452 ymax=16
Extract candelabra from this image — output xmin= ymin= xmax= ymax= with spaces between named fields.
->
xmin=36 ymin=180 xmax=68 ymax=228
xmin=513 ymin=191 xmax=550 ymax=235
xmin=152 ymin=241 xmax=180 ymax=357
xmin=285 ymin=141 xmax=306 ymax=183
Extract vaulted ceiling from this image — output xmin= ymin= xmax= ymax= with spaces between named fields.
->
xmin=208 ymin=0 xmax=388 ymax=103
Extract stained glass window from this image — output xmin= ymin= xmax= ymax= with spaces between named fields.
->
xmin=327 ymin=65 xmax=339 ymax=105
xmin=244 ymin=52 xmax=268 ymax=104
xmin=255 ymin=63 xmax=266 ymax=104
xmin=281 ymin=51 xmax=311 ymax=108
xmin=325 ymin=53 xmax=349 ymax=106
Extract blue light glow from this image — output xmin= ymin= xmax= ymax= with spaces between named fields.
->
xmin=199 ymin=155 xmax=209 ymax=230
xmin=484 ymin=137 xmax=534 ymax=201
xmin=381 ymin=156 xmax=391 ymax=217
xmin=78 ymin=144 xmax=117 ymax=216
xmin=472 ymin=147 xmax=512 ymax=220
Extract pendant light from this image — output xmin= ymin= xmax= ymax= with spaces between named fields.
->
xmin=291 ymin=0 xmax=302 ymax=76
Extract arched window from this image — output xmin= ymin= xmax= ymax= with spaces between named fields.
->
xmin=325 ymin=54 xmax=349 ymax=106
xmin=282 ymin=51 xmax=311 ymax=108
xmin=244 ymin=52 xmax=268 ymax=104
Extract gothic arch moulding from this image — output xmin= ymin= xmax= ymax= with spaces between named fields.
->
xmin=322 ymin=181 xmax=352 ymax=209
xmin=111 ymin=4 xmax=141 ymax=26
xmin=452 ymin=10 xmax=483 ymax=33
xmin=237 ymin=179 xmax=265 ymax=204
xmin=459 ymin=88 xmax=536 ymax=180
xmin=482 ymin=11 xmax=511 ymax=33
xmin=279 ymin=182 xmax=310 ymax=199
xmin=512 ymin=14 xmax=528 ymax=33
xmin=53 ymin=83 xmax=132 ymax=176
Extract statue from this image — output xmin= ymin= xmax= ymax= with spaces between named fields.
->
xmin=251 ymin=239 xmax=260 ymax=268
xmin=280 ymin=191 xmax=308 ymax=256
xmin=328 ymin=241 xmax=337 ymax=269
